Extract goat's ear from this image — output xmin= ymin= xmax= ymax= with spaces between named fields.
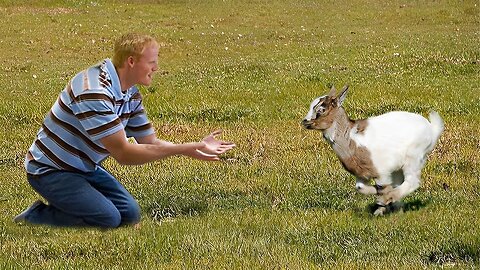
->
xmin=337 ymin=85 xmax=349 ymax=107
xmin=328 ymin=85 xmax=337 ymax=97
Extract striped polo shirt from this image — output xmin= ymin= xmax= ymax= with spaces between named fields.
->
xmin=25 ymin=59 xmax=155 ymax=175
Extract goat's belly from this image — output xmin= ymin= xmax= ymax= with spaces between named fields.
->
xmin=339 ymin=155 xmax=379 ymax=179
xmin=370 ymin=149 xmax=406 ymax=174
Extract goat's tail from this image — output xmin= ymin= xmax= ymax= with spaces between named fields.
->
xmin=428 ymin=111 xmax=444 ymax=151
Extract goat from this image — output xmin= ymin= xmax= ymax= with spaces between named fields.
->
xmin=302 ymin=85 xmax=444 ymax=216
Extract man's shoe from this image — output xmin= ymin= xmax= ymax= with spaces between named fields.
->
xmin=13 ymin=200 xmax=44 ymax=223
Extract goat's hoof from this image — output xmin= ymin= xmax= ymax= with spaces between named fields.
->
xmin=376 ymin=196 xmax=393 ymax=207
xmin=373 ymin=206 xmax=387 ymax=216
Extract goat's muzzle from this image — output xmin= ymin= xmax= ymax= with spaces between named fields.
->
xmin=301 ymin=119 xmax=314 ymax=129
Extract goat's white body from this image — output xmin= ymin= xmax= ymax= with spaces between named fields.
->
xmin=350 ymin=111 xmax=443 ymax=203
xmin=352 ymin=112 xmax=437 ymax=183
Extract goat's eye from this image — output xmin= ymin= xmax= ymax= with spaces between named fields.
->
xmin=316 ymin=107 xmax=326 ymax=117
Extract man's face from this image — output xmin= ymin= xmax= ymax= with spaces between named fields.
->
xmin=132 ymin=44 xmax=159 ymax=86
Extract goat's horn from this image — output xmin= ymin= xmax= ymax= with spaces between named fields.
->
xmin=328 ymin=85 xmax=337 ymax=97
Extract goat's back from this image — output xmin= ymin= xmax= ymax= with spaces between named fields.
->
xmin=354 ymin=111 xmax=432 ymax=143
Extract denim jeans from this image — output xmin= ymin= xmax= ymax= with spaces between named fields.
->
xmin=25 ymin=167 xmax=140 ymax=228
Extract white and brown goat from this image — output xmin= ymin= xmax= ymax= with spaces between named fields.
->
xmin=302 ymin=85 xmax=444 ymax=215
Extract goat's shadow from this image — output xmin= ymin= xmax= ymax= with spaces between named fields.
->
xmin=360 ymin=199 xmax=430 ymax=216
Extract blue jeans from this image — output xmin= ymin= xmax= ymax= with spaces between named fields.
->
xmin=25 ymin=167 xmax=140 ymax=228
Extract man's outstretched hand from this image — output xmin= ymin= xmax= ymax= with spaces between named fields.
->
xmin=199 ymin=130 xmax=236 ymax=156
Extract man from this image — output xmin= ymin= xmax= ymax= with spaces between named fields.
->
xmin=14 ymin=33 xmax=235 ymax=228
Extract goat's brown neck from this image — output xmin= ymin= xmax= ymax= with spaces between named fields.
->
xmin=323 ymin=107 xmax=356 ymax=159
xmin=322 ymin=107 xmax=378 ymax=179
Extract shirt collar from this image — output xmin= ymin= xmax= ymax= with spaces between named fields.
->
xmin=103 ymin=58 xmax=139 ymax=101
xmin=103 ymin=58 xmax=125 ymax=101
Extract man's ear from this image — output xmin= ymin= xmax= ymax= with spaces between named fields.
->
xmin=127 ymin=56 xmax=135 ymax=68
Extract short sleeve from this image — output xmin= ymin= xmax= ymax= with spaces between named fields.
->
xmin=125 ymin=91 xmax=155 ymax=138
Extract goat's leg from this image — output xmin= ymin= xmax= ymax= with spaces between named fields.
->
xmin=373 ymin=206 xmax=387 ymax=216
xmin=373 ymin=185 xmax=394 ymax=216
xmin=355 ymin=178 xmax=377 ymax=195
xmin=374 ymin=174 xmax=416 ymax=216
xmin=374 ymin=174 xmax=393 ymax=203
xmin=373 ymin=175 xmax=394 ymax=216
xmin=386 ymin=150 xmax=426 ymax=202
xmin=388 ymin=168 xmax=421 ymax=203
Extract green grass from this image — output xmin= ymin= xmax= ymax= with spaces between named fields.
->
xmin=1 ymin=0 xmax=479 ymax=269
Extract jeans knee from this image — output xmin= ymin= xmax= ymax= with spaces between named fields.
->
xmin=88 ymin=210 xmax=122 ymax=228
xmin=104 ymin=212 xmax=122 ymax=228
xmin=121 ymin=202 xmax=141 ymax=225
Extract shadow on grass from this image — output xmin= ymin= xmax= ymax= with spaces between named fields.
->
xmin=364 ymin=199 xmax=430 ymax=216
xmin=425 ymin=241 xmax=480 ymax=265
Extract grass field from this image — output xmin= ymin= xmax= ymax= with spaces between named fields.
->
xmin=0 ymin=0 xmax=479 ymax=269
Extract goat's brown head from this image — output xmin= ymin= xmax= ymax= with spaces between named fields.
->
xmin=302 ymin=85 xmax=349 ymax=130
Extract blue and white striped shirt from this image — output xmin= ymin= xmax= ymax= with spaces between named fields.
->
xmin=25 ymin=59 xmax=155 ymax=175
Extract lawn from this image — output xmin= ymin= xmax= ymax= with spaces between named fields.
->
xmin=0 ymin=0 xmax=479 ymax=269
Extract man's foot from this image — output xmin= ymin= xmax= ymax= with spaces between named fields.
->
xmin=13 ymin=200 xmax=44 ymax=223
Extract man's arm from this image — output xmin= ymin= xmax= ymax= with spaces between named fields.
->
xmin=100 ymin=130 xmax=219 ymax=165
xmin=134 ymin=133 xmax=171 ymax=146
